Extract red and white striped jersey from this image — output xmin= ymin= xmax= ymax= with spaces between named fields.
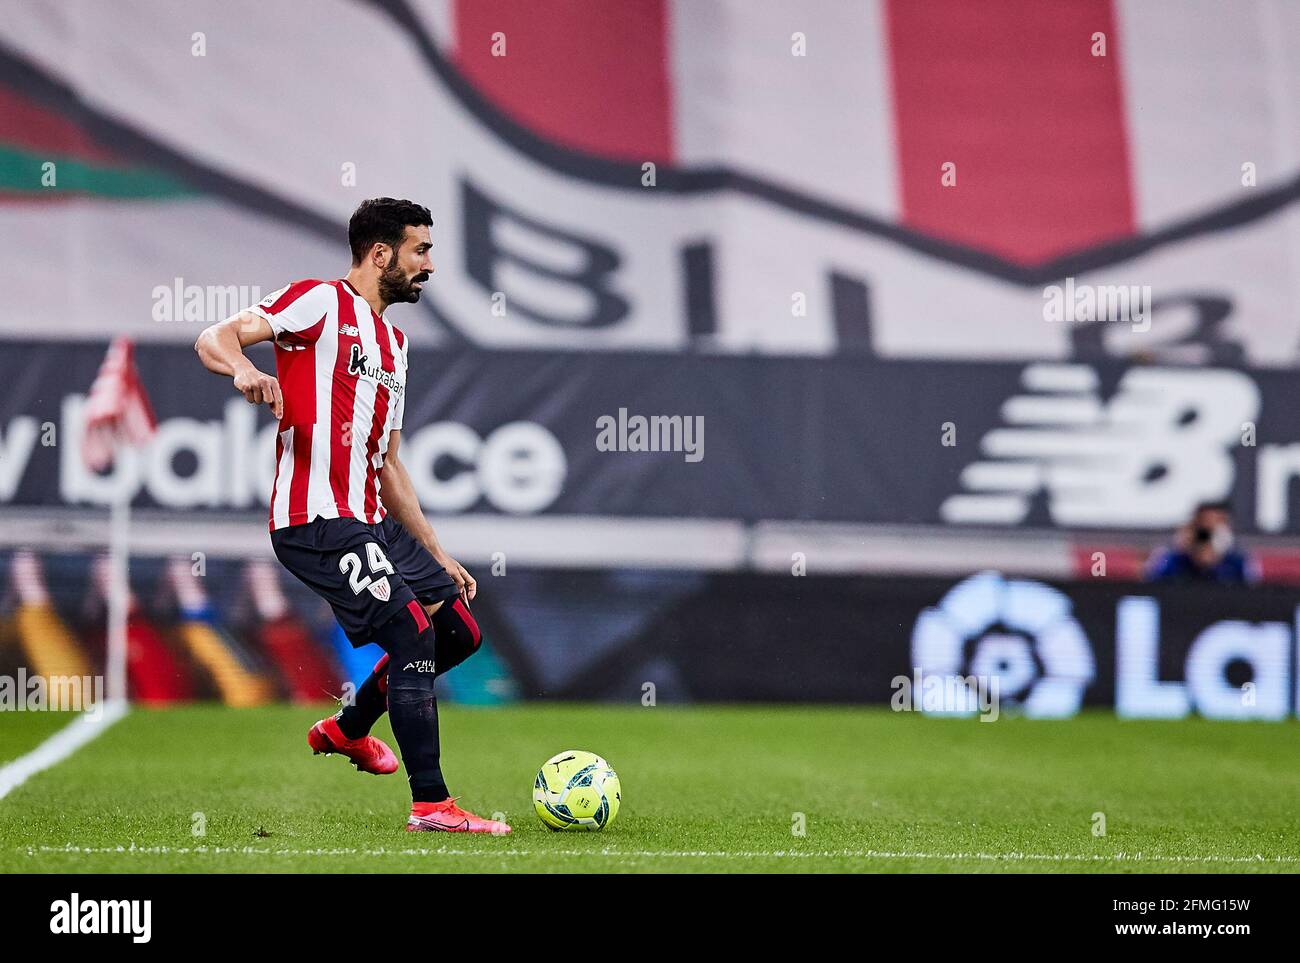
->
xmin=247 ymin=278 xmax=409 ymax=531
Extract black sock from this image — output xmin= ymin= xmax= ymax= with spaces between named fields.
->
xmin=374 ymin=605 xmax=449 ymax=803
xmin=403 ymin=696 xmax=449 ymax=803
xmin=388 ymin=676 xmax=449 ymax=802
xmin=335 ymin=655 xmax=389 ymax=740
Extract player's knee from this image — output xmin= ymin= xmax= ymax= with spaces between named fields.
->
xmin=431 ymin=599 xmax=483 ymax=676
xmin=374 ymin=604 xmax=438 ymax=696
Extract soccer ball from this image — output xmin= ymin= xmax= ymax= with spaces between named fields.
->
xmin=533 ymin=750 xmax=621 ymax=831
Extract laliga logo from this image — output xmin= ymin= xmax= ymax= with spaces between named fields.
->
xmin=911 ymin=571 xmax=1095 ymax=718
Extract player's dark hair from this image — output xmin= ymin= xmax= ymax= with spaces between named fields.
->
xmin=348 ymin=197 xmax=432 ymax=265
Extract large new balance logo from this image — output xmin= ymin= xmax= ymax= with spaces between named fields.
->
xmin=941 ymin=364 xmax=1260 ymax=529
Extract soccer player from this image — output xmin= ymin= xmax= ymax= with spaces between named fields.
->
xmin=194 ymin=197 xmax=509 ymax=834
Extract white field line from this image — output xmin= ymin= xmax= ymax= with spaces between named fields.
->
xmin=19 ymin=844 xmax=1300 ymax=866
xmin=0 ymin=700 xmax=128 ymax=801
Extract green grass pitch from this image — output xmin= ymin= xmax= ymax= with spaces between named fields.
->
xmin=2 ymin=704 xmax=1299 ymax=873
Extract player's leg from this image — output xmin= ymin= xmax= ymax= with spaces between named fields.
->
xmin=273 ymin=519 xmax=448 ymax=796
xmin=394 ymin=520 xmax=480 ymax=685
xmin=372 ymin=598 xmax=447 ymax=802
xmin=335 ymin=595 xmax=482 ymax=737
xmin=274 ymin=519 xmax=407 ymax=774
xmin=274 ymin=520 xmax=446 ymax=793
xmin=273 ymin=517 xmax=507 ymax=832
xmin=334 ymin=650 xmax=392 ymax=740
xmin=431 ymin=596 xmax=482 ymax=677
xmin=335 ymin=517 xmax=476 ymax=737
xmin=376 ymin=594 xmax=508 ymax=832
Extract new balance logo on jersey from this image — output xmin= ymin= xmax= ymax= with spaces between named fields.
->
xmin=941 ymin=364 xmax=1260 ymax=529
xmin=347 ymin=343 xmax=403 ymax=394
xmin=339 ymin=323 xmax=360 ymax=337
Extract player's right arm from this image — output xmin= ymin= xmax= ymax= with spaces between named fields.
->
xmin=193 ymin=311 xmax=284 ymax=419
xmin=195 ymin=279 xmax=331 ymax=420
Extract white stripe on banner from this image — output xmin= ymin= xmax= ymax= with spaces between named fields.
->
xmin=670 ymin=0 xmax=899 ymax=218
xmin=1116 ymin=0 xmax=1297 ymax=228
xmin=0 ymin=700 xmax=128 ymax=802
xmin=414 ymin=0 xmax=456 ymax=52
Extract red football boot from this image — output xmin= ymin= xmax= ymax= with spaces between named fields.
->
xmin=307 ymin=716 xmax=398 ymax=775
xmin=406 ymin=798 xmax=512 ymax=834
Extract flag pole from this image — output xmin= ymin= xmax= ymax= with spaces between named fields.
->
xmin=82 ymin=336 xmax=155 ymax=711
xmin=106 ymin=491 xmax=129 ymax=706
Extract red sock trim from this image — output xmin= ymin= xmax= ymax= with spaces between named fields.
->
xmin=406 ymin=599 xmax=430 ymax=632
xmin=453 ymin=597 xmax=482 ymax=647
xmin=371 ymin=653 xmax=390 ymax=696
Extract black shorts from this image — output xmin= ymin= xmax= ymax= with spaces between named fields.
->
xmin=271 ymin=515 xmax=460 ymax=646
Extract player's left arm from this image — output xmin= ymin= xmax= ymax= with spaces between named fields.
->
xmin=380 ymin=429 xmax=476 ymax=601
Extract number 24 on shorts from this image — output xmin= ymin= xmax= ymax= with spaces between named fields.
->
xmin=340 ymin=541 xmax=396 ymax=601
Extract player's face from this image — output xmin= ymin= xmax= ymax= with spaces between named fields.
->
xmin=378 ymin=225 xmax=434 ymax=304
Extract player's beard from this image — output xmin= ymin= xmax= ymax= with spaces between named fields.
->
xmin=378 ymin=259 xmax=428 ymax=304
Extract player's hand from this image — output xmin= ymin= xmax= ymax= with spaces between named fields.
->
xmin=436 ymin=554 xmax=476 ymax=601
xmin=233 ymin=367 xmax=284 ymax=419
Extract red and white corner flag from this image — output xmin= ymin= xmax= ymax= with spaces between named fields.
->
xmin=81 ymin=336 xmax=158 ymax=471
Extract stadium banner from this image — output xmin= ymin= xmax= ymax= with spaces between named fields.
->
xmin=4 ymin=342 xmax=1300 ymax=535
xmin=2 ymin=1 xmax=1300 ymax=366
xmin=482 ymin=568 xmax=1300 ymax=719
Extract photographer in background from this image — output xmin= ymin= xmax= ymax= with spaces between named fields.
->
xmin=1145 ymin=501 xmax=1259 ymax=584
